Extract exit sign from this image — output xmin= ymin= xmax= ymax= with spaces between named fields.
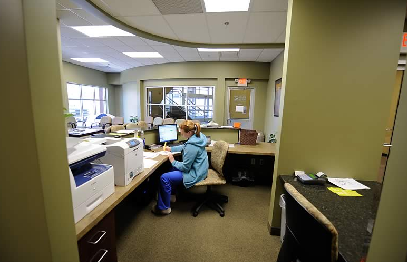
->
xmin=403 ymin=33 xmax=407 ymax=47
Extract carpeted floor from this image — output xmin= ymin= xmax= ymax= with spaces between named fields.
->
xmin=115 ymin=184 xmax=281 ymax=262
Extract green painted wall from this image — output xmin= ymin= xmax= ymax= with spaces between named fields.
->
xmin=117 ymin=62 xmax=270 ymax=128
xmin=268 ymin=0 xmax=406 ymax=229
xmin=264 ymin=51 xmax=285 ymax=139
xmin=62 ymin=62 xmax=116 ymax=115
xmin=367 ymin=72 xmax=407 ymax=262
xmin=1 ymin=0 xmax=79 ymax=261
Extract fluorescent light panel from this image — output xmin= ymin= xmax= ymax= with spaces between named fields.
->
xmin=71 ymin=58 xmax=108 ymax=62
xmin=71 ymin=25 xmax=134 ymax=37
xmin=123 ymin=52 xmax=163 ymax=58
xmin=198 ymin=48 xmax=240 ymax=52
xmin=204 ymin=0 xmax=250 ymax=12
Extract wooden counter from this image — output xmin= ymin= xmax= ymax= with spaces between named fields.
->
xmin=75 ymin=153 xmax=169 ymax=240
xmin=206 ymin=142 xmax=276 ymax=156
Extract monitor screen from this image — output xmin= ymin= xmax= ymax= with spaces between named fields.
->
xmin=158 ymin=124 xmax=178 ymax=143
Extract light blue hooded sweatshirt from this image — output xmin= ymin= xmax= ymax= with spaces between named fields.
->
xmin=170 ymin=133 xmax=209 ymax=189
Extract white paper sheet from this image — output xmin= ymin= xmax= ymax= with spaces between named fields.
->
xmin=228 ymin=144 xmax=235 ymax=148
xmin=143 ymin=152 xmax=159 ymax=158
xmin=327 ymin=178 xmax=370 ymax=190
xmin=143 ymin=158 xmax=158 ymax=169
xmin=236 ymin=105 xmax=244 ymax=113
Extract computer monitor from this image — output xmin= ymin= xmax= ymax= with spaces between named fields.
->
xmin=158 ymin=124 xmax=178 ymax=143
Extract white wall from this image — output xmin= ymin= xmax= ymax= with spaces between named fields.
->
xmin=122 ymin=82 xmax=141 ymax=124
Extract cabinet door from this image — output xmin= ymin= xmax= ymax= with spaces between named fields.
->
xmin=78 ymin=211 xmax=117 ymax=262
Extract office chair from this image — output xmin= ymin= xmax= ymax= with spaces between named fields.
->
xmin=91 ymin=116 xmax=112 ymax=129
xmin=106 ymin=125 xmax=125 ymax=133
xmin=175 ymin=118 xmax=185 ymax=127
xmin=163 ymin=118 xmax=175 ymax=125
xmin=112 ymin=116 xmax=124 ymax=125
xmin=277 ymin=183 xmax=339 ymax=262
xmin=191 ymin=140 xmax=228 ymax=217
xmin=66 ymin=116 xmax=77 ymax=128
xmin=126 ymin=121 xmax=148 ymax=130
xmin=153 ymin=117 xmax=163 ymax=126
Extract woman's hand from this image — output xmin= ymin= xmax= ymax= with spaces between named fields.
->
xmin=168 ymin=153 xmax=174 ymax=163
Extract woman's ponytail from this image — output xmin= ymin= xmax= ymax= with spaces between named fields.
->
xmin=195 ymin=122 xmax=201 ymax=137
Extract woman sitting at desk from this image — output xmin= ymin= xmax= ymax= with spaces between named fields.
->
xmin=152 ymin=120 xmax=208 ymax=215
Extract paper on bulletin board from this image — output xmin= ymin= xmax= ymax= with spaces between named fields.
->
xmin=327 ymin=187 xmax=363 ymax=197
xmin=229 ymin=89 xmax=250 ymax=119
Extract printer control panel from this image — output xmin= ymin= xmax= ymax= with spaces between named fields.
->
xmin=126 ymin=139 xmax=140 ymax=148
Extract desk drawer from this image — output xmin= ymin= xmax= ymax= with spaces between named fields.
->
xmin=78 ymin=211 xmax=117 ymax=262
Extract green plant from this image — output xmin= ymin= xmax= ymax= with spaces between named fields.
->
xmin=130 ymin=115 xmax=138 ymax=123
xmin=63 ymin=107 xmax=74 ymax=118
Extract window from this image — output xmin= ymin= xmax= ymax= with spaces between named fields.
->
xmin=146 ymin=86 xmax=214 ymax=123
xmin=67 ymin=83 xmax=108 ymax=125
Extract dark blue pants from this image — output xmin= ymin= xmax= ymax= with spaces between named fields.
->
xmin=157 ymin=167 xmax=183 ymax=210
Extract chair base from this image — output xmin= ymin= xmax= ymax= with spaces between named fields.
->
xmin=191 ymin=186 xmax=228 ymax=217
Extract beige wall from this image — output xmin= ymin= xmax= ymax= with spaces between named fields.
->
xmin=268 ymin=0 xmax=406 ymax=229
xmin=1 ymin=1 xmax=79 ymax=261
xmin=264 ymin=51 xmax=285 ymax=139
xmin=367 ymin=72 xmax=407 ymax=262
xmin=117 ymin=62 xmax=270 ymax=129
xmin=62 ymin=62 xmax=116 ymax=115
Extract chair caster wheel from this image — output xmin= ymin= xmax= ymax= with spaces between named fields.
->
xmin=220 ymin=212 xmax=225 ymax=217
xmin=193 ymin=212 xmax=198 ymax=217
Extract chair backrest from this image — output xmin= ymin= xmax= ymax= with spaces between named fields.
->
xmin=125 ymin=123 xmax=139 ymax=130
xmin=66 ymin=116 xmax=76 ymax=124
xmin=145 ymin=116 xmax=154 ymax=124
xmin=162 ymin=118 xmax=175 ymax=125
xmin=112 ymin=116 xmax=124 ymax=125
xmin=175 ymin=118 xmax=185 ymax=127
xmin=109 ymin=125 xmax=125 ymax=133
xmin=210 ymin=141 xmax=229 ymax=175
xmin=153 ymin=117 xmax=163 ymax=126
xmin=283 ymin=183 xmax=338 ymax=262
xmin=100 ymin=116 xmax=112 ymax=125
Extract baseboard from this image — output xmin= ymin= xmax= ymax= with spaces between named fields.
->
xmin=268 ymin=222 xmax=281 ymax=236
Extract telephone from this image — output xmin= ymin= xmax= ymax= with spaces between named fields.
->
xmin=297 ymin=173 xmax=327 ymax=185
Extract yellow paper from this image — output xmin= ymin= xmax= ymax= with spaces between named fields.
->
xmin=327 ymin=187 xmax=362 ymax=197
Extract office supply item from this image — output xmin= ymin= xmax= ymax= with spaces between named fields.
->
xmin=143 ymin=158 xmax=158 ymax=169
xmin=297 ymin=174 xmax=326 ymax=185
xmin=327 ymin=187 xmax=363 ymax=197
xmin=277 ymin=183 xmax=339 ymax=262
xmin=228 ymin=144 xmax=235 ymax=148
xmin=158 ymin=124 xmax=178 ymax=143
xmin=67 ymin=138 xmax=114 ymax=223
xmin=100 ymin=138 xmax=144 ymax=186
xmin=327 ymin=178 xmax=370 ymax=190
xmin=240 ymin=129 xmax=258 ymax=145
xmin=316 ymin=172 xmax=326 ymax=178
xmin=192 ymin=140 xmax=229 ymax=217
xmin=233 ymin=122 xmax=241 ymax=128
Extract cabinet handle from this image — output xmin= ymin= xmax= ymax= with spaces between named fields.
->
xmin=90 ymin=249 xmax=108 ymax=262
xmin=87 ymin=231 xmax=106 ymax=244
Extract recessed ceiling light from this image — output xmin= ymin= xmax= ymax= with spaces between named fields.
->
xmin=71 ymin=58 xmax=108 ymax=62
xmin=204 ymin=0 xmax=250 ymax=12
xmin=123 ymin=52 xmax=163 ymax=58
xmin=71 ymin=25 xmax=134 ymax=37
xmin=198 ymin=48 xmax=240 ymax=52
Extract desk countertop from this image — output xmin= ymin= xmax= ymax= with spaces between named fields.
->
xmin=206 ymin=142 xmax=276 ymax=156
xmin=280 ymin=175 xmax=381 ymax=262
xmin=75 ymin=153 xmax=169 ymax=240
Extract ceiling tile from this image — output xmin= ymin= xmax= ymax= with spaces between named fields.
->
xmin=219 ymin=51 xmax=239 ymax=59
xmin=72 ymin=9 xmax=110 ymax=25
xmin=166 ymin=56 xmax=185 ymax=62
xmin=57 ymin=10 xmax=91 ymax=26
xmin=116 ymin=36 xmax=148 ymax=46
xmin=257 ymin=48 xmax=284 ymax=61
xmin=164 ymin=14 xmax=211 ymax=43
xmin=57 ymin=0 xmax=81 ymax=9
xmin=73 ymin=38 xmax=106 ymax=47
xmin=129 ymin=46 xmax=156 ymax=52
xmin=88 ymin=46 xmax=118 ymax=53
xmin=239 ymin=49 xmax=263 ymax=59
xmin=251 ymin=0 xmax=288 ymax=12
xmin=100 ymin=38 xmax=129 ymax=48
xmin=57 ymin=3 xmax=68 ymax=10
xmin=150 ymin=45 xmax=175 ymax=52
xmin=220 ymin=57 xmax=238 ymax=61
xmin=141 ymin=38 xmax=170 ymax=46
xmin=244 ymin=12 xmax=287 ymax=43
xmin=121 ymin=16 xmax=178 ymax=39
xmin=173 ymin=46 xmax=199 ymax=54
xmin=158 ymin=51 xmax=181 ymax=57
xmin=183 ymin=56 xmax=202 ymax=61
xmin=91 ymin=0 xmax=121 ymax=17
xmin=103 ymin=0 xmax=160 ymax=16
xmin=200 ymin=52 xmax=219 ymax=61
xmin=206 ymin=12 xmax=249 ymax=44
xmin=275 ymin=29 xmax=286 ymax=43
xmin=60 ymin=26 xmax=88 ymax=38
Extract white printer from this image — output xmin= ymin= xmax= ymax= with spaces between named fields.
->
xmin=66 ymin=138 xmax=115 ymax=223
xmin=100 ymin=138 xmax=144 ymax=186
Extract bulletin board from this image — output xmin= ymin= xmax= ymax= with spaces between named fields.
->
xmin=229 ymin=89 xmax=251 ymax=119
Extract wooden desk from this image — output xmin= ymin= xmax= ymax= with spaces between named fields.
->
xmin=280 ymin=175 xmax=381 ymax=262
xmin=206 ymin=142 xmax=276 ymax=156
xmin=75 ymin=153 xmax=170 ymax=240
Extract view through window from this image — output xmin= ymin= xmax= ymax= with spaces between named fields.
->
xmin=146 ymin=86 xmax=214 ymax=123
xmin=67 ymin=83 xmax=108 ymax=126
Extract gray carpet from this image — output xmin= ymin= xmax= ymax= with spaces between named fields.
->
xmin=115 ymin=184 xmax=281 ymax=262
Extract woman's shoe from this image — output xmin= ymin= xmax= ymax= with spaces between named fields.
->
xmin=151 ymin=204 xmax=171 ymax=215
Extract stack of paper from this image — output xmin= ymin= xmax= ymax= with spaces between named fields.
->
xmin=328 ymin=187 xmax=363 ymax=197
xmin=327 ymin=178 xmax=370 ymax=190
xmin=143 ymin=158 xmax=158 ymax=169
xmin=143 ymin=152 xmax=159 ymax=159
